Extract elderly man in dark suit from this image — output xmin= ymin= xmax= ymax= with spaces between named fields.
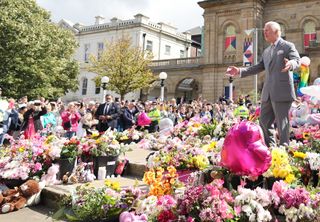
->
xmin=122 ymin=101 xmax=139 ymax=130
xmin=95 ymin=94 xmax=120 ymax=132
xmin=226 ymin=21 xmax=300 ymax=146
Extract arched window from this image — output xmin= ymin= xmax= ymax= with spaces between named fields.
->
xmin=225 ymin=25 xmax=236 ymax=52
xmin=304 ymin=21 xmax=316 ymax=48
xmin=82 ymin=78 xmax=88 ymax=95
xmin=279 ymin=23 xmax=286 ymax=40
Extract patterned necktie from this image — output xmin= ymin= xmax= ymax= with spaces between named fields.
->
xmin=270 ymin=44 xmax=275 ymax=58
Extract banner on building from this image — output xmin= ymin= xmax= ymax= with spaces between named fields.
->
xmin=304 ymin=33 xmax=316 ymax=48
xmin=225 ymin=35 xmax=236 ymax=52
xmin=243 ymin=29 xmax=254 ymax=66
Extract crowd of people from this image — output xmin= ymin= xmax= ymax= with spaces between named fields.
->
xmin=0 ymin=89 xmax=259 ymax=145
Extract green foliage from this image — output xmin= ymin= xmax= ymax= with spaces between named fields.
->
xmin=61 ymin=139 xmax=80 ymax=160
xmin=0 ymin=0 xmax=79 ymax=99
xmin=198 ymin=123 xmax=217 ymax=139
xmin=89 ymin=37 xmax=156 ymax=100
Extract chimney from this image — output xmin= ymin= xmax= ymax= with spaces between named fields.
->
xmin=95 ymin=15 xmax=105 ymax=25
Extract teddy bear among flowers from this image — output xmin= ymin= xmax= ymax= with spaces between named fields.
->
xmin=0 ymin=179 xmax=43 ymax=214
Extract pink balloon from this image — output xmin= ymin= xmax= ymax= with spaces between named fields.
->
xmin=220 ymin=121 xmax=271 ymax=176
xmin=137 ymin=112 xmax=152 ymax=126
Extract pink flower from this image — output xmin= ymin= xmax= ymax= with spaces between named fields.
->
xmin=33 ymin=162 xmax=42 ymax=172
xmin=272 ymin=180 xmax=287 ymax=199
xmin=187 ymin=217 xmax=195 ymax=222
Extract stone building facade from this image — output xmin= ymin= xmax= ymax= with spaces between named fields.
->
xmin=59 ymin=14 xmax=192 ymax=102
xmin=150 ymin=0 xmax=320 ymax=102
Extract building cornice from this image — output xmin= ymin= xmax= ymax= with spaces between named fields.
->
xmin=72 ymin=16 xmax=191 ymax=43
xmin=198 ymin=0 xmax=266 ymax=9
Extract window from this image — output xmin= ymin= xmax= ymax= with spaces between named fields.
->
xmin=304 ymin=21 xmax=316 ymax=48
xmin=82 ymin=78 xmax=88 ymax=95
xmin=95 ymin=82 xmax=101 ymax=94
xmin=146 ymin=40 xmax=153 ymax=52
xmin=97 ymin=42 xmax=104 ymax=60
xmin=279 ymin=23 xmax=286 ymax=40
xmin=84 ymin=44 xmax=90 ymax=63
xmin=225 ymin=25 xmax=236 ymax=52
xmin=165 ymin=45 xmax=171 ymax=55
xmin=180 ymin=50 xmax=185 ymax=58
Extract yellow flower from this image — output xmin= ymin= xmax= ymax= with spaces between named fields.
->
xmin=91 ymin=132 xmax=100 ymax=138
xmin=302 ymin=132 xmax=310 ymax=140
xmin=120 ymin=135 xmax=128 ymax=141
xmin=202 ymin=141 xmax=217 ymax=152
xmin=193 ymin=123 xmax=201 ymax=128
xmin=285 ymin=174 xmax=295 ymax=184
xmin=191 ymin=155 xmax=209 ymax=170
xmin=104 ymin=180 xmax=120 ymax=191
xmin=271 ymin=148 xmax=293 ymax=179
xmin=18 ymin=146 xmax=25 ymax=153
xmin=293 ymin=151 xmax=306 ymax=159
xmin=45 ymin=135 xmax=55 ymax=144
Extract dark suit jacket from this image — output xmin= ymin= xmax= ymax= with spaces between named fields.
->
xmin=122 ymin=107 xmax=138 ymax=130
xmin=95 ymin=102 xmax=120 ymax=131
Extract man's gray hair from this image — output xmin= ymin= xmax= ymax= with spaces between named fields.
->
xmin=265 ymin=21 xmax=282 ymax=36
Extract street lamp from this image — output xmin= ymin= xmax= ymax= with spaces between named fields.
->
xmin=101 ymin=76 xmax=109 ymax=103
xmin=159 ymin=72 xmax=167 ymax=101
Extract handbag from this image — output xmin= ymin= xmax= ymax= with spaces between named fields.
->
xmin=63 ymin=121 xmax=71 ymax=129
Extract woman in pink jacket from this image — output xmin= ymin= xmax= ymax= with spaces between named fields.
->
xmin=61 ymin=102 xmax=81 ymax=138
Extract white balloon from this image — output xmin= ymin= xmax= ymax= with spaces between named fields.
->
xmin=0 ymin=99 xmax=9 ymax=111
xmin=301 ymin=56 xmax=311 ymax=66
xmin=313 ymin=77 xmax=320 ymax=86
xmin=300 ymin=85 xmax=320 ymax=99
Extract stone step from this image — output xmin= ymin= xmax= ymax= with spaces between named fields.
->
xmin=42 ymin=176 xmax=147 ymax=210
xmin=41 ymin=148 xmax=153 ymax=210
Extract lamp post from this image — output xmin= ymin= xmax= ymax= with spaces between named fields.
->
xmin=101 ymin=76 xmax=109 ymax=103
xmin=159 ymin=72 xmax=167 ymax=101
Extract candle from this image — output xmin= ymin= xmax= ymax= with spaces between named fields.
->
xmin=98 ymin=167 xmax=106 ymax=180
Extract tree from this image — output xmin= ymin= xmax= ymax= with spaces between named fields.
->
xmin=0 ymin=0 xmax=79 ymax=99
xmin=89 ymin=37 xmax=156 ymax=100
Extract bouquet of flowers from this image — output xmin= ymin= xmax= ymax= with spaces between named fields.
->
xmin=176 ymin=179 xmax=238 ymax=222
xmin=0 ymin=134 xmax=57 ymax=180
xmin=146 ymin=137 xmax=209 ymax=171
xmin=143 ymin=166 xmax=180 ymax=197
xmin=264 ymin=147 xmax=296 ymax=184
xmin=272 ymin=181 xmax=319 ymax=221
xmin=235 ymin=186 xmax=278 ymax=222
xmin=60 ymin=137 xmax=80 ymax=161
xmin=54 ymin=180 xmax=134 ymax=221
xmin=116 ymin=127 xmax=143 ymax=143
xmin=90 ymin=135 xmax=123 ymax=157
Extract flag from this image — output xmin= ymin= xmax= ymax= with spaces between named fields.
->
xmin=243 ymin=29 xmax=254 ymax=66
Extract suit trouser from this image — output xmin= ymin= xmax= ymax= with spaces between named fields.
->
xmin=259 ymin=99 xmax=292 ymax=147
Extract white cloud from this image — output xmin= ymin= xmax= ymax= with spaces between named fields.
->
xmin=36 ymin=0 xmax=204 ymax=31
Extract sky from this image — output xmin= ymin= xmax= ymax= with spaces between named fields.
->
xmin=36 ymin=0 xmax=204 ymax=32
